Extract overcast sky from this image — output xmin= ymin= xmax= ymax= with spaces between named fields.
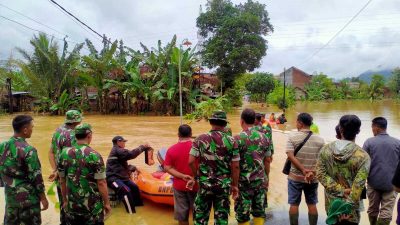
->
xmin=0 ymin=0 xmax=399 ymax=78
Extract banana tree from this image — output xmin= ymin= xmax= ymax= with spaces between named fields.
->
xmin=81 ymin=38 xmax=120 ymax=114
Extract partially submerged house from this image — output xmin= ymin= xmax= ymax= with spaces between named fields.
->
xmin=0 ymin=90 xmax=35 ymax=112
xmin=278 ymin=66 xmax=312 ymax=99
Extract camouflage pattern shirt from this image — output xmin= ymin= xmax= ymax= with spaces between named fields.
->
xmin=51 ymin=124 xmax=76 ymax=164
xmin=58 ymin=144 xmax=106 ymax=219
xmin=235 ymin=128 xmax=271 ymax=188
xmin=0 ymin=137 xmax=45 ymax=208
xmin=190 ymin=130 xmax=240 ymax=191
xmin=316 ymin=141 xmax=370 ymax=224
xmin=254 ymin=124 xmax=274 ymax=155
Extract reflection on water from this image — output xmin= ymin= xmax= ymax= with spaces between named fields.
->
xmin=0 ymin=100 xmax=399 ymax=224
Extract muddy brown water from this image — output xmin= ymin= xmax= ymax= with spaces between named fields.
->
xmin=0 ymin=100 xmax=399 ymax=224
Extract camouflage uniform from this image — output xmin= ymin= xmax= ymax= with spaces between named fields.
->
xmin=0 ymin=136 xmax=45 ymax=225
xmin=234 ymin=128 xmax=271 ymax=223
xmin=254 ymin=124 xmax=274 ymax=155
xmin=57 ymin=124 xmax=106 ymax=225
xmin=316 ymin=141 xmax=371 ymax=224
xmin=50 ymin=110 xmax=82 ymax=225
xmin=190 ymin=111 xmax=240 ymax=225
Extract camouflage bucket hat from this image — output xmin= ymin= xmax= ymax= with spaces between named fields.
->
xmin=75 ymin=123 xmax=92 ymax=135
xmin=209 ymin=110 xmax=228 ymax=122
xmin=65 ymin=110 xmax=83 ymax=123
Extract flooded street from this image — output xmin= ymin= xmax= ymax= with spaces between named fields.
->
xmin=0 ymin=99 xmax=399 ymax=224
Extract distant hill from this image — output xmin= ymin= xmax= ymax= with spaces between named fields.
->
xmin=358 ymin=69 xmax=393 ymax=83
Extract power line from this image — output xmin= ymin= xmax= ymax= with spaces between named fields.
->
xmin=0 ymin=3 xmax=90 ymax=47
xmin=0 ymin=3 xmax=67 ymax=37
xmin=298 ymin=0 xmax=374 ymax=67
xmin=48 ymin=0 xmax=104 ymax=41
xmin=0 ymin=14 xmax=89 ymax=51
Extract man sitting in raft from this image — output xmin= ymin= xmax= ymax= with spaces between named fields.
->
xmin=106 ymin=136 xmax=152 ymax=213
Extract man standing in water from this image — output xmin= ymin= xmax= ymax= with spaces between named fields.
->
xmin=234 ymin=109 xmax=271 ymax=225
xmin=49 ymin=109 xmax=83 ymax=225
xmin=58 ymin=123 xmax=111 ymax=225
xmin=0 ymin=115 xmax=49 ymax=224
xmin=189 ymin=110 xmax=240 ymax=225
xmin=363 ymin=117 xmax=400 ymax=225
xmin=316 ymin=115 xmax=370 ymax=225
xmin=164 ymin=124 xmax=197 ymax=225
xmin=286 ymin=113 xmax=325 ymax=225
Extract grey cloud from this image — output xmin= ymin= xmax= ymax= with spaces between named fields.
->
xmin=0 ymin=0 xmax=399 ymax=79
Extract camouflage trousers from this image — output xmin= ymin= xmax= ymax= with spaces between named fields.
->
xmin=235 ymin=185 xmax=266 ymax=222
xmin=194 ymin=188 xmax=230 ymax=225
xmin=4 ymin=203 xmax=41 ymax=225
xmin=66 ymin=212 xmax=104 ymax=225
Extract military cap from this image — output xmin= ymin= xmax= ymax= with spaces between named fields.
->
xmin=209 ymin=110 xmax=228 ymax=122
xmin=75 ymin=123 xmax=92 ymax=135
xmin=65 ymin=110 xmax=83 ymax=123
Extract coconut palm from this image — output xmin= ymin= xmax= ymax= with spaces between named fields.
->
xmin=16 ymin=33 xmax=83 ymax=101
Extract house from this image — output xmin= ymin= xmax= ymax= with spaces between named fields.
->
xmin=0 ymin=90 xmax=35 ymax=112
xmin=278 ymin=66 xmax=312 ymax=99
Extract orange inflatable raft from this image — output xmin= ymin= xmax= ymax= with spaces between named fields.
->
xmin=133 ymin=171 xmax=174 ymax=206
xmin=133 ymin=148 xmax=174 ymax=206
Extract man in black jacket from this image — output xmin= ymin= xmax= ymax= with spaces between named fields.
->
xmin=106 ymin=136 xmax=150 ymax=213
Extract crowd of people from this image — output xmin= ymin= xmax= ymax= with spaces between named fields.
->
xmin=0 ymin=109 xmax=399 ymax=225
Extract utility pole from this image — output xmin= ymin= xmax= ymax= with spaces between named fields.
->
xmin=283 ymin=68 xmax=286 ymax=113
xmin=6 ymin=77 xmax=13 ymax=114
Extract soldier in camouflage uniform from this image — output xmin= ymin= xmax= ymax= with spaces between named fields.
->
xmin=58 ymin=123 xmax=111 ymax=225
xmin=0 ymin=115 xmax=49 ymax=225
xmin=188 ymin=111 xmax=240 ymax=225
xmin=255 ymin=113 xmax=274 ymax=155
xmin=234 ymin=109 xmax=271 ymax=225
xmin=316 ymin=115 xmax=370 ymax=225
xmin=49 ymin=109 xmax=83 ymax=225
xmin=255 ymin=113 xmax=274 ymax=209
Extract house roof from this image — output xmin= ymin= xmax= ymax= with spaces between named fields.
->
xmin=12 ymin=91 xmax=30 ymax=96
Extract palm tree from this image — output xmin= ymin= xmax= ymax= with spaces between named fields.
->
xmin=16 ymin=33 xmax=83 ymax=101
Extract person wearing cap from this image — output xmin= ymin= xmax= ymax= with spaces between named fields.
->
xmin=48 ymin=109 xmax=83 ymax=225
xmin=106 ymin=135 xmax=151 ymax=213
xmin=58 ymin=123 xmax=111 ymax=225
xmin=188 ymin=110 xmax=240 ymax=225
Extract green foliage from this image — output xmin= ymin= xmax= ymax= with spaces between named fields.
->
xmin=305 ymin=73 xmax=335 ymax=101
xmin=234 ymin=73 xmax=253 ymax=95
xmin=267 ymin=80 xmax=295 ymax=110
xmin=197 ymin=0 xmax=273 ymax=89
xmin=185 ymin=96 xmax=230 ymax=120
xmin=224 ymin=88 xmax=242 ymax=107
xmin=389 ymin=68 xmax=400 ymax=97
xmin=368 ymin=74 xmax=385 ymax=100
xmin=245 ymin=72 xmax=275 ymax=102
xmin=16 ymin=33 xmax=83 ymax=99
xmin=50 ymin=90 xmax=80 ymax=115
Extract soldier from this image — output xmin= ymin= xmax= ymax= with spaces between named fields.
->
xmin=58 ymin=123 xmax=111 ymax=225
xmin=48 ymin=109 xmax=82 ymax=225
xmin=0 ymin=115 xmax=49 ymax=225
xmin=255 ymin=113 xmax=274 ymax=156
xmin=188 ymin=110 xmax=240 ymax=225
xmin=234 ymin=109 xmax=271 ymax=225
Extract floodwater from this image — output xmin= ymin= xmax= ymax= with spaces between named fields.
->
xmin=0 ymin=99 xmax=399 ymax=225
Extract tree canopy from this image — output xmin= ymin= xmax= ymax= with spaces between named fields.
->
xmin=197 ymin=0 xmax=273 ymax=89
xmin=245 ymin=72 xmax=275 ymax=102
